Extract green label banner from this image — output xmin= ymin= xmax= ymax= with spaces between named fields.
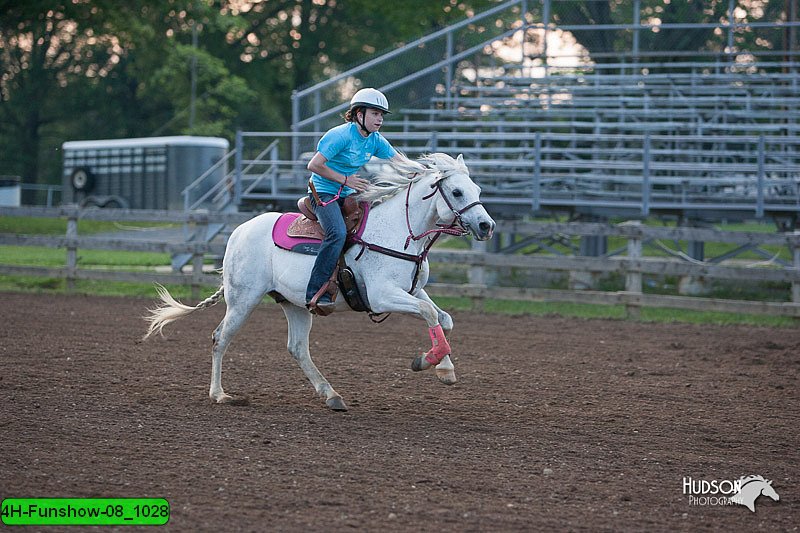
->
xmin=1 ymin=498 xmax=169 ymax=526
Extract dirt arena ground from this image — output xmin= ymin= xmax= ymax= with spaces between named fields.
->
xmin=1 ymin=292 xmax=797 ymax=531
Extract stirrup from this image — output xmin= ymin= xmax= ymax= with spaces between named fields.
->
xmin=307 ymin=300 xmax=336 ymax=316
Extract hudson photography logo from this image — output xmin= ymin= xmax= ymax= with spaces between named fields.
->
xmin=683 ymin=475 xmax=780 ymax=512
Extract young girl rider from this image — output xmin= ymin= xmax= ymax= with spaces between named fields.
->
xmin=305 ymin=88 xmax=411 ymax=315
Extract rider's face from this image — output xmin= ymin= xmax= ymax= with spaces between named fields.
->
xmin=359 ymin=108 xmax=385 ymax=133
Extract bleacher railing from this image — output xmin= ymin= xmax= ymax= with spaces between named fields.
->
xmin=232 ymin=130 xmax=800 ymax=223
xmin=292 ymin=0 xmax=800 ymax=152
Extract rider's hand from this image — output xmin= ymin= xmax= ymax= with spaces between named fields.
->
xmin=346 ymin=174 xmax=370 ymax=193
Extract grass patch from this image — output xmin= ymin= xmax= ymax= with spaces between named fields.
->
xmin=1 ymin=215 xmax=796 ymax=327
xmin=0 ymin=246 xmax=170 ymax=268
xmin=0 ymin=275 xmax=202 ymax=300
xmin=0 ymin=216 xmax=176 ymax=235
xmin=0 ymin=277 xmax=794 ymax=327
xmin=432 ymin=296 xmax=797 ymax=327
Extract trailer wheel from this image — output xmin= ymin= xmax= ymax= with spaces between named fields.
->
xmin=70 ymin=168 xmax=95 ymax=192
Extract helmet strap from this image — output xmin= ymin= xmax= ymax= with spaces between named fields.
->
xmin=356 ymin=107 xmax=370 ymax=135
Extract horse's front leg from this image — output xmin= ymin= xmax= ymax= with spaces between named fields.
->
xmin=369 ymin=289 xmax=453 ymax=375
xmin=414 ymin=288 xmax=457 ymax=385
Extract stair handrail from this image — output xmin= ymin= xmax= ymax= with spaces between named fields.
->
xmin=291 ymin=0 xmax=526 ymax=142
xmin=181 ymin=148 xmax=236 ymax=211
xmin=292 ymin=0 xmax=522 ymax=100
xmin=187 ymin=139 xmax=281 ymax=211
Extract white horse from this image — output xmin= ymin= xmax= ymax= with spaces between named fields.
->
xmin=143 ymin=153 xmax=495 ymax=411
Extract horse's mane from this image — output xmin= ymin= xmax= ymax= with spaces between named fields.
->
xmin=739 ymin=475 xmax=768 ymax=485
xmin=356 ymin=152 xmax=469 ymax=206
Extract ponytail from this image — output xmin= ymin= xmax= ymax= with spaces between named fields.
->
xmin=345 ymin=106 xmax=362 ymax=122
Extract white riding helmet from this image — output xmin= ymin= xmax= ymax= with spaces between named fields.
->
xmin=349 ymin=88 xmax=390 ymax=113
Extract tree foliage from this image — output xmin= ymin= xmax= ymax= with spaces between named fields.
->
xmin=0 ymin=0 xmax=495 ymax=185
xmin=549 ymin=0 xmax=794 ymax=62
xmin=0 ymin=0 xmax=794 ymax=188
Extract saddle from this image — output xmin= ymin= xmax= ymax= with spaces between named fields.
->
xmin=273 ymin=196 xmax=370 ymax=255
xmin=290 ymin=196 xmax=367 ymax=241
xmin=271 ymin=196 xmax=372 ymax=315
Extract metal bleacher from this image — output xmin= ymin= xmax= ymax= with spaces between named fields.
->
xmin=189 ymin=0 xmax=800 ymax=229
xmin=383 ymin=59 xmax=800 ymax=223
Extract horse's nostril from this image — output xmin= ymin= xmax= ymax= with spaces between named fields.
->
xmin=479 ymin=222 xmax=491 ymax=232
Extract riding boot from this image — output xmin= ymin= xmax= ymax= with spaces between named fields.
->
xmin=307 ymin=266 xmax=340 ymax=316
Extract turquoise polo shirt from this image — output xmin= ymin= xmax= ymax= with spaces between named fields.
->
xmin=309 ymin=122 xmax=396 ymax=197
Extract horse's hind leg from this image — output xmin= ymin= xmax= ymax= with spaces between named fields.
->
xmin=209 ymin=290 xmax=263 ymax=403
xmin=280 ymin=302 xmax=348 ymax=411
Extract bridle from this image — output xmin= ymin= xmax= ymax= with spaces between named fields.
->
xmin=349 ymin=170 xmax=485 ymax=300
xmin=407 ymin=175 xmax=484 ymax=250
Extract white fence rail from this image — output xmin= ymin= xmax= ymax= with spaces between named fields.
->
xmin=2 ymin=206 xmax=800 ymax=317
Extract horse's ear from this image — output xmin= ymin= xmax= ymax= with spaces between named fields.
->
xmin=457 ymin=154 xmax=464 ymax=164
xmin=768 ymin=480 xmax=773 ymax=485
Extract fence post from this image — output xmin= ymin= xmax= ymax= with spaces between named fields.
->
xmin=532 ymin=131 xmax=541 ymax=212
xmin=756 ymin=134 xmax=765 ymax=219
xmin=793 ymin=231 xmax=800 ymax=305
xmin=642 ymin=132 xmax=650 ymax=217
xmin=623 ymin=220 xmax=643 ymax=319
xmin=65 ymin=209 xmax=78 ymax=292
xmin=234 ymin=130 xmax=243 ymax=207
xmin=191 ymin=213 xmax=208 ymax=301
xmin=468 ymin=239 xmax=488 ymax=312
xmin=291 ymin=91 xmax=299 ymax=162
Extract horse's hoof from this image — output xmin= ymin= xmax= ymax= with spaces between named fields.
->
xmin=436 ymin=369 xmax=457 ymax=385
xmin=326 ymin=396 xmax=349 ymax=411
xmin=411 ymin=355 xmax=431 ymax=372
xmin=213 ymin=393 xmax=249 ymax=406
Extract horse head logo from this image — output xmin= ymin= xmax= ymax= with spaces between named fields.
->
xmin=730 ymin=475 xmax=780 ymax=512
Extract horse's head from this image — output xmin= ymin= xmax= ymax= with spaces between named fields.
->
xmin=733 ymin=475 xmax=780 ymax=512
xmin=421 ymin=153 xmax=495 ymax=241
xmin=760 ymin=480 xmax=780 ymax=502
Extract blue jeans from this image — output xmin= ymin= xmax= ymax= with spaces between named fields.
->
xmin=306 ymin=194 xmax=347 ymax=303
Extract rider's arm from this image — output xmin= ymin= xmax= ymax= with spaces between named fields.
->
xmin=307 ymin=152 xmax=370 ymax=192
xmin=308 ymin=152 xmax=347 ymax=185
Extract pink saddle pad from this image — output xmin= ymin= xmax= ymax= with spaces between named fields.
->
xmin=272 ymin=203 xmax=370 ymax=256
xmin=273 ymin=213 xmax=321 ymax=255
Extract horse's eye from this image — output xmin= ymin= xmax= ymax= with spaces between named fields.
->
xmin=452 ymin=189 xmax=463 ymax=198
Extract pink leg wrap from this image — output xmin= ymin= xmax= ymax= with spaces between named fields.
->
xmin=424 ymin=324 xmax=451 ymax=366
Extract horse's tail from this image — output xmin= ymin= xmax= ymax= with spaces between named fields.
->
xmin=142 ymin=283 xmax=224 ymax=340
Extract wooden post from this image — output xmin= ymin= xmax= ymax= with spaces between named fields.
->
xmin=792 ymin=231 xmax=800 ymax=305
xmin=623 ymin=221 xmax=642 ymax=319
xmin=65 ymin=212 xmax=78 ymax=292
xmin=468 ymin=239 xmax=487 ymax=312
xmin=191 ymin=214 xmax=208 ymax=301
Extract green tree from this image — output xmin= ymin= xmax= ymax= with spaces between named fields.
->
xmin=548 ymin=0 xmax=796 ymax=63
xmin=0 ymin=0 xmax=126 ymax=184
xmin=0 ymin=0 xmax=500 ymax=189
xmin=144 ymin=44 xmax=255 ymax=137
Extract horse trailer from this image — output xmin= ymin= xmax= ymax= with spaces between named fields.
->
xmin=61 ymin=136 xmax=229 ymax=210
